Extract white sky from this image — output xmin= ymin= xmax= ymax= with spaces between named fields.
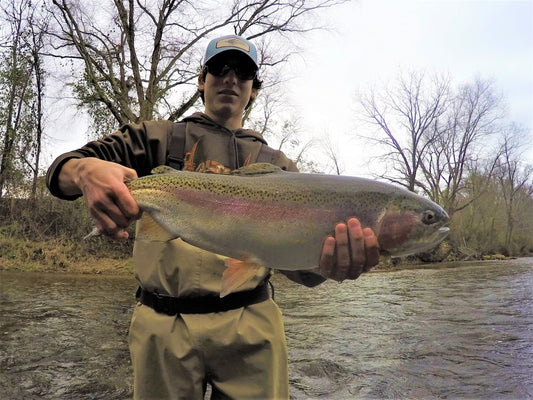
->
xmin=286 ymin=0 xmax=533 ymax=176
xmin=45 ymin=0 xmax=533 ymax=177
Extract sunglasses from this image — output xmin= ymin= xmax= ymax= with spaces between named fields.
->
xmin=205 ymin=61 xmax=257 ymax=81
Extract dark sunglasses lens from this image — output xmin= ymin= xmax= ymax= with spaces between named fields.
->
xmin=236 ymin=67 xmax=257 ymax=80
xmin=207 ymin=63 xmax=229 ymax=77
xmin=207 ymin=62 xmax=256 ymax=80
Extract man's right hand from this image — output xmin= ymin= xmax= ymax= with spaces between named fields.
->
xmin=59 ymin=158 xmax=140 ymax=241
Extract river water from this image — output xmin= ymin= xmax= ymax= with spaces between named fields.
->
xmin=1 ymin=259 xmax=532 ymax=399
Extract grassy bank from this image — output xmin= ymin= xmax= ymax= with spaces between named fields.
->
xmin=0 ymin=231 xmax=459 ymax=276
xmin=0 ymin=193 xmax=520 ymax=277
xmin=2 ymin=195 xmax=532 ymax=277
xmin=1 ymin=234 xmax=521 ymax=278
xmin=0 ymin=196 xmax=135 ymax=275
xmin=0 ymin=235 xmax=436 ymax=276
xmin=0 ymin=234 xmax=134 ymax=275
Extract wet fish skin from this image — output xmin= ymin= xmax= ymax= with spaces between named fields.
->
xmin=127 ymin=164 xmax=450 ymax=272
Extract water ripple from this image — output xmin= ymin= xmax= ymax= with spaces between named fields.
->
xmin=1 ymin=259 xmax=532 ymax=399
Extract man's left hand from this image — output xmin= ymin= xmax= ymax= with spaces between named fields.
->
xmin=317 ymin=218 xmax=380 ymax=282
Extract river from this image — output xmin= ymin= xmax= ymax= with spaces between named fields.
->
xmin=1 ymin=258 xmax=532 ymax=399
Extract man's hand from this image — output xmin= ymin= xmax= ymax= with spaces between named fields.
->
xmin=317 ymin=218 xmax=379 ymax=282
xmin=59 ymin=158 xmax=140 ymax=241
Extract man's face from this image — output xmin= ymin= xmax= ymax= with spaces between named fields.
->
xmin=199 ymin=51 xmax=258 ymax=124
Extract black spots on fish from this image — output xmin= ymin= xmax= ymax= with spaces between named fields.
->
xmin=228 ymin=185 xmax=304 ymax=202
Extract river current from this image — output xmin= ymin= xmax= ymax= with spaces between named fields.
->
xmin=1 ymin=259 xmax=532 ymax=399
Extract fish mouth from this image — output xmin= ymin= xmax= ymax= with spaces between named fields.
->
xmin=416 ymin=226 xmax=449 ymax=253
xmin=438 ymin=226 xmax=450 ymax=237
xmin=385 ymin=225 xmax=450 ymax=258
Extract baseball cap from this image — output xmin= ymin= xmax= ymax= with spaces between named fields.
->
xmin=203 ymin=35 xmax=259 ymax=69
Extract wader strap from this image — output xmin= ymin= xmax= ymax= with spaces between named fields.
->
xmin=136 ymin=283 xmax=270 ymax=315
xmin=167 ymin=122 xmax=187 ymax=170
xmin=167 ymin=121 xmax=276 ymax=169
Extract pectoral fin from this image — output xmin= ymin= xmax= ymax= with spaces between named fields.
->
xmin=84 ymin=227 xmax=101 ymax=240
xmin=136 ymin=213 xmax=174 ymax=242
xmin=221 ymin=256 xmax=266 ymax=298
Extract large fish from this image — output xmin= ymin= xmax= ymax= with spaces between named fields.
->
xmin=127 ymin=163 xmax=450 ymax=296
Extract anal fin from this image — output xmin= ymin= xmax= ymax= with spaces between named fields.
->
xmin=220 ymin=256 xmax=266 ymax=298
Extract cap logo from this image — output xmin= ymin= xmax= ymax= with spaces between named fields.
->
xmin=216 ymin=37 xmax=250 ymax=53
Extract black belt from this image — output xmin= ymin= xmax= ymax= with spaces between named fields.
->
xmin=136 ymin=283 xmax=270 ymax=315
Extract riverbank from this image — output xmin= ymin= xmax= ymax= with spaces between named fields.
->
xmin=1 ymin=235 xmax=520 ymax=278
xmin=0 ymin=235 xmax=444 ymax=276
xmin=0 ymin=235 xmax=134 ymax=276
xmin=0 ymin=256 xmax=133 ymax=275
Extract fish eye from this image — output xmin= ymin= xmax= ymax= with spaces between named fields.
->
xmin=422 ymin=210 xmax=436 ymax=225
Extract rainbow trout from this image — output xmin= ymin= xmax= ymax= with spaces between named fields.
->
xmin=127 ymin=164 xmax=449 ymax=296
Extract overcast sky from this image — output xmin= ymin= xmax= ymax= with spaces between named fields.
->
xmin=46 ymin=0 xmax=533 ymax=177
xmin=286 ymin=0 xmax=533 ymax=176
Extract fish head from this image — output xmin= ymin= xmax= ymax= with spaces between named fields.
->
xmin=375 ymin=195 xmax=450 ymax=257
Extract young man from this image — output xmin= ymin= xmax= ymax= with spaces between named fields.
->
xmin=46 ymin=35 xmax=379 ymax=399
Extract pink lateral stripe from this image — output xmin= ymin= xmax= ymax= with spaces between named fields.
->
xmin=170 ymin=186 xmax=337 ymax=222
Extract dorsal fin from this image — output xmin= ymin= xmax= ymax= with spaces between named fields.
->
xmin=231 ymin=163 xmax=283 ymax=176
xmin=151 ymin=165 xmax=180 ymax=175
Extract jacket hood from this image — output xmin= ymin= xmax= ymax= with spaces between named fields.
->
xmin=181 ymin=112 xmax=268 ymax=145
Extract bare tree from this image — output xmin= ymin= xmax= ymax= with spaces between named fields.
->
xmin=246 ymin=88 xmax=319 ymax=171
xmin=0 ymin=0 xmax=37 ymax=197
xmin=495 ymin=125 xmax=533 ymax=253
xmin=359 ymin=71 xmax=504 ymax=217
xmin=46 ymin=0 xmax=346 ymax=137
xmin=24 ymin=6 xmax=49 ymax=199
xmin=359 ymin=70 xmax=450 ymax=191
xmin=321 ymin=132 xmax=343 ymax=175
xmin=420 ymin=77 xmax=504 ymax=215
